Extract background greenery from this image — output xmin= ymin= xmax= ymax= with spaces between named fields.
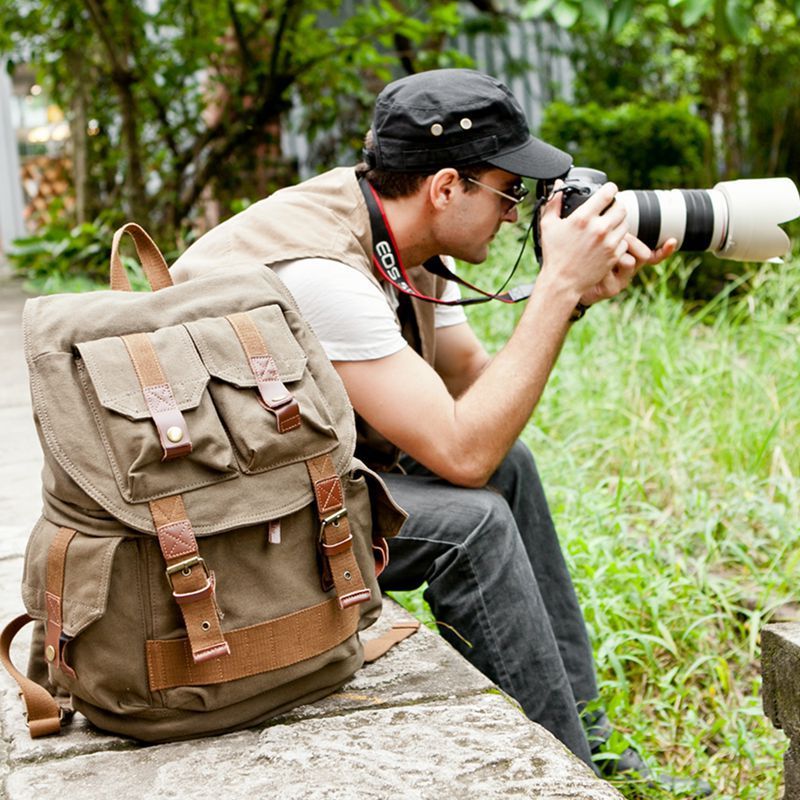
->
xmin=5 ymin=0 xmax=800 ymax=255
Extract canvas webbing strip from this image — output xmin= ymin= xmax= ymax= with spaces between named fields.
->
xmin=306 ymin=454 xmax=371 ymax=609
xmin=362 ymin=621 xmax=421 ymax=663
xmin=0 ymin=614 xmax=61 ymax=737
xmin=150 ymin=495 xmax=230 ymax=664
xmin=109 ymin=222 xmax=173 ymax=292
xmin=122 ymin=332 xmax=192 ymax=460
xmin=226 ymin=312 xmax=301 ymax=434
xmin=44 ymin=526 xmax=77 ymax=678
xmin=146 ymin=597 xmax=360 ymax=690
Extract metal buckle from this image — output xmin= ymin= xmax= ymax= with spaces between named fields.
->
xmin=165 ymin=555 xmax=208 ymax=582
xmin=319 ymin=508 xmax=348 ymax=540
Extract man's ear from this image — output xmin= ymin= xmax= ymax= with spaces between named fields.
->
xmin=428 ymin=169 xmax=460 ymax=211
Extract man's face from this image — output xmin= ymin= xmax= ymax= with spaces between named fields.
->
xmin=433 ymin=168 xmax=524 ymax=264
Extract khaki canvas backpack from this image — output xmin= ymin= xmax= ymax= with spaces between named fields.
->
xmin=0 ymin=223 xmax=413 ymax=743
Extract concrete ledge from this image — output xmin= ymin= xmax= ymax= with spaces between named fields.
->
xmin=763 ymin=622 xmax=800 ymax=800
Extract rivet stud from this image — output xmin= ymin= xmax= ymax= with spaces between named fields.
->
xmin=166 ymin=426 xmax=184 ymax=443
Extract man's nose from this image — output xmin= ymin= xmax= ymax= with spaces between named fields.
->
xmin=502 ymin=204 xmax=519 ymax=223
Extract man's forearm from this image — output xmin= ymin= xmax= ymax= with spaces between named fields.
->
xmin=446 ymin=272 xmax=578 ymax=486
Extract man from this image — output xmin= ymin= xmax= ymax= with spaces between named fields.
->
xmin=172 ymin=69 xmax=709 ymax=795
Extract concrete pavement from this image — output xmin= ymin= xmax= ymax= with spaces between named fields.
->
xmin=0 ymin=275 xmax=622 ymax=799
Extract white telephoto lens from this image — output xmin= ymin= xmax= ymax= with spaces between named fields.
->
xmin=617 ymin=178 xmax=800 ymax=261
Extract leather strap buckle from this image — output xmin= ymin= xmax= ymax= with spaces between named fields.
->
xmin=165 ymin=555 xmax=207 ymax=582
xmin=319 ymin=508 xmax=348 ymax=540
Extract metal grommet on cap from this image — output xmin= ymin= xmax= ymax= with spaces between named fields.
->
xmin=460 ymin=118 xmax=473 ymax=130
xmin=430 ymin=123 xmax=444 ymax=136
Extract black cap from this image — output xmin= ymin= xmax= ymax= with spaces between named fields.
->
xmin=367 ymin=69 xmax=572 ymax=180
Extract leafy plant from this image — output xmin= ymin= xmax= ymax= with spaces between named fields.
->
xmin=0 ymin=0 xmax=470 ymax=242
xmin=8 ymin=214 xmax=165 ymax=293
xmin=540 ymin=99 xmax=712 ymax=189
xmin=521 ymin=1 xmax=800 ymax=183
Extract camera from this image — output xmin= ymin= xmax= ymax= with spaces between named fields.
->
xmin=539 ymin=167 xmax=800 ymax=262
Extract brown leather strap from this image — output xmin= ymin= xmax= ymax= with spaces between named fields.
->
xmin=362 ymin=620 xmax=421 ymax=663
xmin=372 ymin=538 xmax=390 ymax=578
xmin=0 ymin=614 xmax=61 ymax=737
xmin=44 ymin=527 xmax=77 ymax=678
xmin=147 ymin=597 xmax=359 ymax=690
xmin=226 ymin=312 xmax=301 ymax=433
xmin=110 ymin=222 xmax=173 ymax=292
xmin=150 ymin=495 xmax=230 ymax=664
xmin=122 ymin=332 xmax=193 ymax=461
xmin=306 ymin=454 xmax=371 ymax=609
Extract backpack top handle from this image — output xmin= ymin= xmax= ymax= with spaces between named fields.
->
xmin=110 ymin=222 xmax=174 ymax=292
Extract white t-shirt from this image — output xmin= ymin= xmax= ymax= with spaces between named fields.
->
xmin=272 ymin=257 xmax=467 ymax=361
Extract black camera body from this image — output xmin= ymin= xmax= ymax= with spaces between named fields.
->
xmin=556 ymin=167 xmax=609 ymax=218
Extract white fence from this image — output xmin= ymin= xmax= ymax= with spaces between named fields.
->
xmin=0 ymin=60 xmax=26 ymax=257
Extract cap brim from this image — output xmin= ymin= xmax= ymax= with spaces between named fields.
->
xmin=485 ymin=136 xmax=572 ymax=180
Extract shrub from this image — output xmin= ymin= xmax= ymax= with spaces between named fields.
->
xmin=540 ymin=99 xmax=712 ymax=190
xmin=8 ymin=213 xmax=177 ymax=294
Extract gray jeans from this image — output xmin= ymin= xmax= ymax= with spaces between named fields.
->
xmin=378 ymin=440 xmax=598 ymax=766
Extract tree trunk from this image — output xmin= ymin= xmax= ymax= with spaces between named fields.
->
xmin=67 ymin=50 xmax=89 ymax=224
xmin=115 ymin=75 xmax=147 ymax=222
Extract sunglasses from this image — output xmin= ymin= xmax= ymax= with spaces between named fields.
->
xmin=465 ymin=176 xmax=530 ymax=209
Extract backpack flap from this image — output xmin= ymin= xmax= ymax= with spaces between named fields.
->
xmin=184 ymin=306 xmax=339 ymax=474
xmin=23 ymin=265 xmax=357 ymax=534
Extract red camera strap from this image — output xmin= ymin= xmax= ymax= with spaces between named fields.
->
xmin=358 ymin=176 xmax=534 ymax=306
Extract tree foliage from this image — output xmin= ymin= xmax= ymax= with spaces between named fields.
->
xmin=521 ymin=0 xmax=800 ymax=182
xmin=541 ymin=99 xmax=711 ymax=189
xmin=1 ymin=0 xmax=466 ymax=241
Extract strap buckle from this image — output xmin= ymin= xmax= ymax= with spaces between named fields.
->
xmin=165 ymin=556 xmax=216 ymax=607
xmin=165 ymin=555 xmax=208 ymax=582
xmin=319 ymin=508 xmax=348 ymax=540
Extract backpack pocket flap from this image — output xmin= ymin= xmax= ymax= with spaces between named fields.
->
xmin=74 ymin=323 xmax=237 ymax=504
xmin=22 ymin=518 xmax=123 ymax=638
xmin=185 ymin=305 xmax=307 ymax=387
xmin=185 ymin=306 xmax=338 ymax=475
xmin=76 ymin=325 xmax=208 ymax=419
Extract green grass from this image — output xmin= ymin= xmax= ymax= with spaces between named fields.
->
xmin=393 ymin=226 xmax=800 ymax=799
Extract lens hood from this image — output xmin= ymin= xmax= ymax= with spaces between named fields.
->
xmin=712 ymin=178 xmax=800 ymax=261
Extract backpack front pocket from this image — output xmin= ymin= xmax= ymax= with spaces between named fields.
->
xmin=76 ymin=324 xmax=238 ymax=503
xmin=185 ymin=305 xmax=339 ymax=474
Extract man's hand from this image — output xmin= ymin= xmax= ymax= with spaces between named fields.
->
xmin=538 ymin=181 xmax=632 ymax=303
xmin=579 ymin=233 xmax=677 ymax=306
